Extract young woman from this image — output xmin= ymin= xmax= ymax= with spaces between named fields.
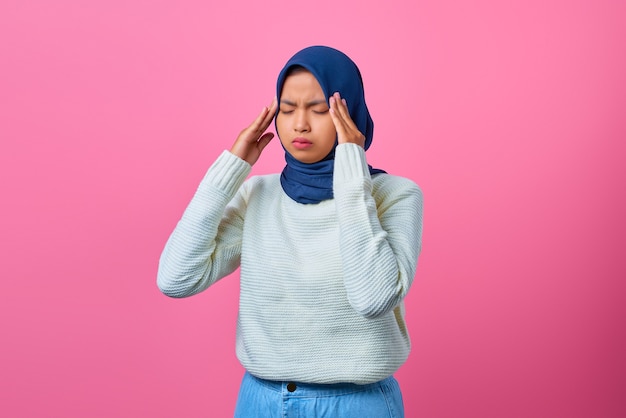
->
xmin=157 ymin=45 xmax=423 ymax=418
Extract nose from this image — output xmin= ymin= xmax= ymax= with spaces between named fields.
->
xmin=293 ymin=109 xmax=310 ymax=133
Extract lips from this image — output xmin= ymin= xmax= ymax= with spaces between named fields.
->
xmin=292 ymin=137 xmax=313 ymax=150
xmin=293 ymin=137 xmax=312 ymax=144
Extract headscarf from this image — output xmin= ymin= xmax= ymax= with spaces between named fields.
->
xmin=275 ymin=45 xmax=385 ymax=204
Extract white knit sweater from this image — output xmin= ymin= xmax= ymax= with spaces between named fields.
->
xmin=157 ymin=143 xmax=423 ymax=384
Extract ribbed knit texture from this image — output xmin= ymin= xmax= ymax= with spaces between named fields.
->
xmin=157 ymin=143 xmax=423 ymax=384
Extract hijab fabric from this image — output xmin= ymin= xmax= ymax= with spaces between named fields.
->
xmin=276 ymin=46 xmax=385 ymax=204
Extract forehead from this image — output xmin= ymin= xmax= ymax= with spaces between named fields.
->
xmin=280 ymin=70 xmax=325 ymax=99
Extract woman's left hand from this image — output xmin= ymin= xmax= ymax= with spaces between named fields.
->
xmin=329 ymin=92 xmax=365 ymax=148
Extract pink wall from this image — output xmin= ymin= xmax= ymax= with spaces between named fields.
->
xmin=1 ymin=1 xmax=624 ymax=417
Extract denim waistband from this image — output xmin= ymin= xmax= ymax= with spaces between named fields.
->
xmin=245 ymin=372 xmax=397 ymax=397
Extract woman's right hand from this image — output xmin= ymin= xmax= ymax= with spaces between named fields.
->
xmin=230 ymin=98 xmax=278 ymax=166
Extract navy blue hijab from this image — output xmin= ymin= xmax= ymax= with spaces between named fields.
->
xmin=275 ymin=46 xmax=385 ymax=204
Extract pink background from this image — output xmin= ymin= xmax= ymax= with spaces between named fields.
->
xmin=1 ymin=1 xmax=625 ymax=417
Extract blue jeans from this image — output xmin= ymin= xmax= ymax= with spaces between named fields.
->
xmin=234 ymin=371 xmax=404 ymax=417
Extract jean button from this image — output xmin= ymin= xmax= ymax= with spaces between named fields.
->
xmin=287 ymin=382 xmax=297 ymax=392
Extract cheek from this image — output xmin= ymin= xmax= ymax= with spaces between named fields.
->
xmin=322 ymin=119 xmax=337 ymax=141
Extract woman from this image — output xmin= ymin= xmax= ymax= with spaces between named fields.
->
xmin=157 ymin=45 xmax=423 ymax=417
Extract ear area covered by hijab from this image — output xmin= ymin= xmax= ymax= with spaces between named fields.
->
xmin=276 ymin=45 xmax=386 ymax=204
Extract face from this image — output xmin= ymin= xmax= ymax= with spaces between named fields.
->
xmin=276 ymin=70 xmax=337 ymax=164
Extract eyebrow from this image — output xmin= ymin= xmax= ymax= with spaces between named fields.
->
xmin=280 ymin=99 xmax=328 ymax=107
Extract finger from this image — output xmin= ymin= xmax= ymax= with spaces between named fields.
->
xmin=329 ymin=95 xmax=349 ymax=135
xmin=260 ymin=98 xmax=278 ymax=130
xmin=253 ymin=98 xmax=277 ymax=129
xmin=257 ymin=132 xmax=274 ymax=152
xmin=334 ymin=93 xmax=356 ymax=128
xmin=269 ymin=96 xmax=278 ymax=113
xmin=329 ymin=93 xmax=348 ymax=127
xmin=255 ymin=98 xmax=278 ymax=135
xmin=242 ymin=102 xmax=275 ymax=145
xmin=332 ymin=93 xmax=355 ymax=134
xmin=257 ymin=105 xmax=272 ymax=125
xmin=330 ymin=93 xmax=365 ymax=146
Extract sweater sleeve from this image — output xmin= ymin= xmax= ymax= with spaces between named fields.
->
xmin=333 ymin=143 xmax=424 ymax=318
xmin=157 ymin=150 xmax=251 ymax=298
